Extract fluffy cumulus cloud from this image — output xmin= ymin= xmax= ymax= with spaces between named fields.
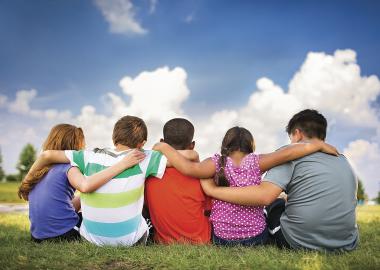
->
xmin=289 ymin=50 xmax=380 ymax=127
xmin=71 ymin=66 xmax=190 ymax=151
xmin=344 ymin=140 xmax=380 ymax=198
xmin=94 ymin=0 xmax=147 ymax=35
xmin=1 ymin=49 xmax=379 ymax=197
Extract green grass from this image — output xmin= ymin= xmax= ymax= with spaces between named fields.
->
xmin=0 ymin=182 xmax=24 ymax=203
xmin=0 ymin=206 xmax=379 ymax=270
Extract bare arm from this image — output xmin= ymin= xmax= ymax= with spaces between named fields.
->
xmin=23 ymin=150 xmax=70 ymax=184
xmin=67 ymin=150 xmax=145 ymax=193
xmin=71 ymin=195 xmax=81 ymax=212
xmin=153 ymin=142 xmax=216 ymax=178
xmin=200 ymin=179 xmax=283 ymax=206
xmin=259 ymin=140 xmax=338 ymax=172
xmin=166 ymin=150 xmax=200 ymax=167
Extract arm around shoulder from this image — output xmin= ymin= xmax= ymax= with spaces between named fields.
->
xmin=258 ymin=140 xmax=338 ymax=172
xmin=68 ymin=149 xmax=145 ymax=193
xmin=200 ymin=179 xmax=282 ymax=206
xmin=153 ymin=142 xmax=215 ymax=178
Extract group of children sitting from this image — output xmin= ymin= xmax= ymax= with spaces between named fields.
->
xmin=18 ymin=115 xmax=335 ymax=246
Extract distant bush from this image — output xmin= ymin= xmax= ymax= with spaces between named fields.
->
xmin=5 ymin=174 xmax=19 ymax=182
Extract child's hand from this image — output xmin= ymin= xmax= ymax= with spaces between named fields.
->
xmin=200 ymin=178 xmax=217 ymax=196
xmin=121 ymin=149 xmax=145 ymax=168
xmin=319 ymin=141 xmax=339 ymax=156
xmin=152 ymin=142 xmax=168 ymax=152
xmin=178 ymin=150 xmax=200 ymax=162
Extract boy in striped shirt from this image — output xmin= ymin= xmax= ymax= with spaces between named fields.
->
xmin=27 ymin=116 xmax=168 ymax=246
xmin=65 ymin=116 xmax=167 ymax=246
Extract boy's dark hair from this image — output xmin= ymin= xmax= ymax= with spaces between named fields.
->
xmin=286 ymin=109 xmax=327 ymax=140
xmin=216 ymin=127 xmax=254 ymax=187
xmin=112 ymin=115 xmax=147 ymax=148
xmin=163 ymin=118 xmax=194 ymax=150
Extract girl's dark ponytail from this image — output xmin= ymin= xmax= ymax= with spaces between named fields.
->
xmin=216 ymin=148 xmax=230 ymax=187
xmin=214 ymin=126 xmax=254 ymax=187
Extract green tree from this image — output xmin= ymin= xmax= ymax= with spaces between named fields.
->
xmin=16 ymin=143 xmax=36 ymax=181
xmin=376 ymin=191 xmax=380 ymax=205
xmin=357 ymin=179 xmax=367 ymax=203
xmin=0 ymin=147 xmax=5 ymax=181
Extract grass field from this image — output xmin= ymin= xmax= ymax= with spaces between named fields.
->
xmin=0 ymin=182 xmax=24 ymax=203
xmin=0 ymin=183 xmax=379 ymax=270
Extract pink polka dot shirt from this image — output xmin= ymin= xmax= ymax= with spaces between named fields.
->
xmin=210 ymin=153 xmax=266 ymax=240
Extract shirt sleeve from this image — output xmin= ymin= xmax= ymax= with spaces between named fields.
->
xmin=145 ymin=150 xmax=167 ymax=179
xmin=211 ymin=154 xmax=221 ymax=173
xmin=64 ymin=150 xmax=86 ymax=174
xmin=250 ymin=153 xmax=263 ymax=176
xmin=262 ymin=161 xmax=294 ymax=191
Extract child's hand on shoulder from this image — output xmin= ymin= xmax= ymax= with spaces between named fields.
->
xmin=152 ymin=142 xmax=168 ymax=152
xmin=320 ymin=142 xmax=339 ymax=156
xmin=121 ymin=149 xmax=145 ymax=168
xmin=178 ymin=150 xmax=200 ymax=162
xmin=310 ymin=139 xmax=339 ymax=156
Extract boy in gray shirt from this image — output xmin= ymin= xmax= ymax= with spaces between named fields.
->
xmin=201 ymin=109 xmax=359 ymax=251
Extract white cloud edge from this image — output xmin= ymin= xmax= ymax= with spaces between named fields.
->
xmin=94 ymin=0 xmax=148 ymax=35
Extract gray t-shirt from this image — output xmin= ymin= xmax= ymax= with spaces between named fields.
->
xmin=264 ymin=152 xmax=359 ymax=251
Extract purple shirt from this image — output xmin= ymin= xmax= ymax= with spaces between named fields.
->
xmin=29 ymin=164 xmax=79 ymax=239
xmin=210 ymin=153 xmax=266 ymax=240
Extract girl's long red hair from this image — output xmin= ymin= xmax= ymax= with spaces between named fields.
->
xmin=18 ymin=124 xmax=85 ymax=201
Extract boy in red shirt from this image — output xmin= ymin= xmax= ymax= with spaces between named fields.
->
xmin=145 ymin=118 xmax=211 ymax=244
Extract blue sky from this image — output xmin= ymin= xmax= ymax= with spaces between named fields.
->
xmin=0 ymin=0 xmax=379 ymax=197
xmin=1 ymin=0 xmax=379 ymax=114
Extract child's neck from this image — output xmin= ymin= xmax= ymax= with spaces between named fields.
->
xmin=229 ymin=151 xmax=248 ymax=167
xmin=114 ymin=144 xmax=132 ymax=152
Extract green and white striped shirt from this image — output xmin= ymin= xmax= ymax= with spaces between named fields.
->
xmin=65 ymin=148 xmax=167 ymax=246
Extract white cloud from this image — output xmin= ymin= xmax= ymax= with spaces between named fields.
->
xmin=344 ymin=140 xmax=380 ymax=199
xmin=0 ymin=49 xmax=379 ymax=197
xmin=94 ymin=0 xmax=147 ymax=35
xmin=0 ymin=95 xmax=7 ymax=107
xmin=4 ymin=89 xmax=72 ymax=121
xmin=8 ymin=89 xmax=37 ymax=114
xmin=0 ymin=67 xmax=190 ymax=166
xmin=149 ymin=0 xmax=157 ymax=14
xmin=119 ymin=66 xmax=189 ymax=122
xmin=76 ymin=105 xmax=114 ymax=149
xmin=289 ymin=50 xmax=380 ymax=127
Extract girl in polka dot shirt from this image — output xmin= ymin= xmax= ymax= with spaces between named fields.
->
xmin=153 ymin=126 xmax=337 ymax=246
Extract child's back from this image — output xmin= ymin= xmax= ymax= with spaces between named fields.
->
xmin=145 ymin=118 xmax=211 ymax=244
xmin=146 ymin=168 xmax=211 ymax=244
xmin=65 ymin=148 xmax=166 ymax=246
xmin=210 ymin=153 xmax=266 ymax=240
xmin=29 ymin=164 xmax=79 ymax=239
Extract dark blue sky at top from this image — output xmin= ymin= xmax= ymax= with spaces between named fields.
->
xmin=0 ymin=0 xmax=379 ymax=116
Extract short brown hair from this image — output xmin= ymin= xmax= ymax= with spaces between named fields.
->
xmin=112 ymin=115 xmax=147 ymax=148
xmin=163 ymin=118 xmax=194 ymax=150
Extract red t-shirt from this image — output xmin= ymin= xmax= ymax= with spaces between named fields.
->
xmin=145 ymin=168 xmax=211 ymax=244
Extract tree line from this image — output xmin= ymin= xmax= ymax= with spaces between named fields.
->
xmin=0 ymin=143 xmax=377 ymax=203
xmin=0 ymin=144 xmax=36 ymax=182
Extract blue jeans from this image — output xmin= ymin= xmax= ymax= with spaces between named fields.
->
xmin=212 ymin=227 xmax=269 ymax=247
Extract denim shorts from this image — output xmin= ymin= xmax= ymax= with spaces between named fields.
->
xmin=212 ymin=227 xmax=269 ymax=247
